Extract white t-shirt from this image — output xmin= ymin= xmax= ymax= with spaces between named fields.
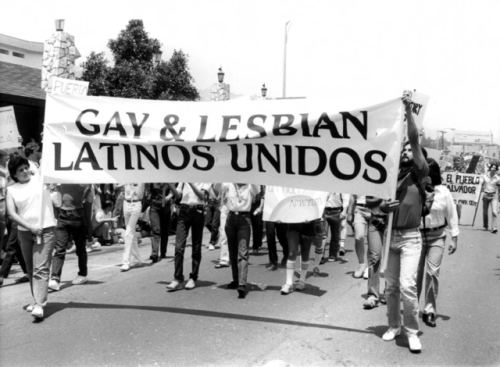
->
xmin=223 ymin=183 xmax=260 ymax=212
xmin=179 ymin=183 xmax=210 ymax=205
xmin=7 ymin=171 xmax=56 ymax=231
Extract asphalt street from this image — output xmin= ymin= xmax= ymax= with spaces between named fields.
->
xmin=0 ymin=200 xmax=499 ymax=367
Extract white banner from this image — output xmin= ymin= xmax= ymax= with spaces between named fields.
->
xmin=42 ymin=94 xmax=405 ymax=198
xmin=263 ymin=186 xmax=329 ymax=222
xmin=50 ymin=77 xmax=89 ymax=96
xmin=442 ymin=172 xmax=482 ymax=225
xmin=0 ymin=106 xmax=23 ymax=149
xmin=454 ymin=130 xmax=492 ymax=144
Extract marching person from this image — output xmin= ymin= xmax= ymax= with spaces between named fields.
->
xmin=147 ymin=183 xmax=176 ymax=262
xmin=323 ymin=192 xmax=350 ymax=262
xmin=6 ymin=155 xmax=56 ymax=320
xmin=214 ymin=183 xmax=230 ymax=269
xmin=167 ymin=182 xmax=210 ymax=291
xmin=417 ymin=158 xmax=459 ymax=327
xmin=347 ymin=195 xmax=369 ymax=278
xmin=481 ymin=163 xmax=499 ymax=233
xmin=120 ymin=183 xmax=145 ymax=271
xmin=220 ymin=183 xmax=260 ymax=298
xmin=379 ymin=92 xmax=429 ymax=353
xmin=50 ymin=183 xmax=89 ymax=290
xmin=204 ymin=184 xmax=221 ymax=251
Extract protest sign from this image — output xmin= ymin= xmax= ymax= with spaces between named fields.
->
xmin=443 ymin=172 xmax=482 ymax=225
xmin=42 ymin=94 xmax=405 ymax=198
xmin=0 ymin=106 xmax=23 ymax=149
xmin=50 ymin=77 xmax=89 ymax=96
xmin=263 ymin=186 xmax=329 ymax=222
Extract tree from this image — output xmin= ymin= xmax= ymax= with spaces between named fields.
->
xmin=80 ymin=20 xmax=199 ymax=101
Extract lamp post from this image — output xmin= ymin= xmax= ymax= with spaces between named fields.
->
xmin=282 ymin=21 xmax=292 ymax=98
xmin=261 ymin=83 xmax=267 ymax=98
xmin=218 ymin=67 xmax=225 ymax=83
xmin=55 ymin=19 xmax=65 ymax=31
xmin=154 ymin=51 xmax=162 ymax=67
xmin=438 ymin=128 xmax=455 ymax=150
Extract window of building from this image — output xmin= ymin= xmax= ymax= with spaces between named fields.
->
xmin=0 ymin=49 xmax=9 ymax=55
xmin=12 ymin=52 xmax=25 ymax=58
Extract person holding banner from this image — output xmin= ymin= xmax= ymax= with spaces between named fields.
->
xmin=167 ymin=183 xmax=210 ymax=291
xmin=481 ymin=164 xmax=499 ymax=233
xmin=416 ymin=158 xmax=459 ymax=327
xmin=221 ymin=183 xmax=260 ymax=298
xmin=120 ymin=183 xmax=145 ymax=271
xmin=379 ymin=94 xmax=428 ymax=353
xmin=5 ymin=155 xmax=56 ymax=320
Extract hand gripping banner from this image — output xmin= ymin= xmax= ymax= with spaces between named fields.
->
xmin=42 ymin=94 xmax=404 ymax=198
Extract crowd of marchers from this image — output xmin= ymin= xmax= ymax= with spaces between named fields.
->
xmin=1 ymin=95 xmax=499 ymax=355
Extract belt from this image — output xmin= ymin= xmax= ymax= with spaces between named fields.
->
xmin=392 ymin=227 xmax=420 ymax=235
xmin=424 ymin=224 xmax=446 ymax=232
xmin=180 ymin=204 xmax=204 ymax=210
xmin=325 ymin=206 xmax=342 ymax=211
xmin=356 ymin=204 xmax=367 ymax=207
xmin=229 ymin=211 xmax=250 ymax=216
xmin=125 ymin=199 xmax=141 ymax=203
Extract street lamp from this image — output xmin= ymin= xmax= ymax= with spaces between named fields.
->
xmin=282 ymin=21 xmax=292 ymax=98
xmin=438 ymin=128 xmax=455 ymax=150
xmin=218 ymin=67 xmax=225 ymax=83
xmin=154 ymin=51 xmax=162 ymax=67
xmin=55 ymin=19 xmax=65 ymax=31
xmin=261 ymin=83 xmax=267 ymax=98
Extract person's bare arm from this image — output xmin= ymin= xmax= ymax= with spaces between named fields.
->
xmin=403 ymin=94 xmax=425 ymax=170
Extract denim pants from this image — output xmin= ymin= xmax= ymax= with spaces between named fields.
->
xmin=18 ymin=227 xmax=55 ymax=307
xmin=324 ymin=208 xmax=342 ymax=257
xmin=384 ymin=227 xmax=422 ymax=337
xmin=218 ymin=206 xmax=229 ymax=264
xmin=417 ymin=229 xmax=446 ymax=315
xmin=250 ymin=200 xmax=263 ymax=250
xmin=174 ymin=206 xmax=205 ymax=281
xmin=366 ymin=220 xmax=384 ymax=300
xmin=150 ymin=203 xmax=171 ymax=257
xmin=225 ymin=212 xmax=251 ymax=286
xmin=0 ymin=221 xmax=27 ymax=278
xmin=52 ymin=209 xmax=88 ymax=282
xmin=482 ymin=193 xmax=498 ymax=229
xmin=204 ymin=201 xmax=221 ymax=245
xmin=123 ymin=201 xmax=143 ymax=266
xmin=266 ymin=221 xmax=289 ymax=266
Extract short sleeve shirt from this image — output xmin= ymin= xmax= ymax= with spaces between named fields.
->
xmin=180 ymin=183 xmax=210 ymax=205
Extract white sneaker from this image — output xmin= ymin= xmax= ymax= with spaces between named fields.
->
xmin=185 ymin=278 xmax=196 ymax=290
xmin=26 ymin=304 xmax=35 ymax=312
xmin=363 ymin=267 xmax=369 ymax=279
xmin=92 ymin=242 xmax=101 ymax=249
xmin=48 ymin=279 xmax=60 ymax=291
xmin=408 ymin=335 xmax=422 ymax=353
xmin=281 ymin=284 xmax=294 ymax=295
xmin=120 ymin=264 xmax=130 ymax=272
xmin=67 ymin=246 xmax=76 ymax=254
xmin=382 ymin=327 xmax=401 ymax=341
xmin=72 ymin=275 xmax=87 ymax=285
xmin=86 ymin=246 xmax=93 ymax=253
xmin=208 ymin=244 xmax=215 ymax=251
xmin=167 ymin=280 xmax=183 ymax=291
xmin=31 ymin=305 xmax=44 ymax=320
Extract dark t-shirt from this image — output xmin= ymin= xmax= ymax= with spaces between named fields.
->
xmin=149 ymin=183 xmax=172 ymax=206
xmin=393 ymin=162 xmax=429 ymax=229
xmin=60 ymin=184 xmax=86 ymax=210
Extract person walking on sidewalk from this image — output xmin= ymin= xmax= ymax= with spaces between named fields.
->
xmin=120 ymin=183 xmax=145 ymax=271
xmin=6 ymin=155 xmax=56 ymax=320
xmin=167 ymin=183 xmax=210 ymax=291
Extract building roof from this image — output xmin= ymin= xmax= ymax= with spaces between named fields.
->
xmin=0 ymin=34 xmax=44 ymax=53
xmin=0 ymin=61 xmax=45 ymax=100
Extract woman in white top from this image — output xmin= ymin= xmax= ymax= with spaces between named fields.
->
xmin=417 ymin=158 xmax=459 ymax=327
xmin=6 ymin=155 xmax=56 ymax=320
xmin=121 ymin=183 xmax=145 ymax=271
xmin=220 ymin=183 xmax=260 ymax=299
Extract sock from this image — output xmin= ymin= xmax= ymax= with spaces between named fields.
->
xmin=340 ymin=239 xmax=345 ymax=249
xmin=300 ymin=261 xmax=310 ymax=282
xmin=314 ymin=246 xmax=323 ymax=266
xmin=286 ymin=260 xmax=295 ymax=285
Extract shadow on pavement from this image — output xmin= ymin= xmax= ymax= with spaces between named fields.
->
xmin=56 ymin=280 xmax=105 ymax=291
xmin=45 ymin=301 xmax=373 ymax=333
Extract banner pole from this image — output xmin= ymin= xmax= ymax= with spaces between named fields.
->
xmin=37 ymin=161 xmax=45 ymax=245
xmin=379 ymin=208 xmax=393 ymax=278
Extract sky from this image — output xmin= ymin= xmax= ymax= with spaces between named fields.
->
xmin=2 ymin=0 xmax=500 ymax=143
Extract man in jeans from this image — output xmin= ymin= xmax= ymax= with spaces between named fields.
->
xmin=49 ymin=184 xmax=89 ymax=290
xmin=482 ymin=164 xmax=499 ymax=233
xmin=380 ymin=93 xmax=428 ymax=353
xmin=204 ymin=185 xmax=221 ymax=251
xmin=167 ymin=183 xmax=210 ymax=291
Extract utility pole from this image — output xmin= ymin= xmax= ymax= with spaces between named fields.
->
xmin=282 ymin=21 xmax=291 ymax=98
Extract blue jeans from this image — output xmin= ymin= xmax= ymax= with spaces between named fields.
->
xmin=482 ymin=193 xmax=498 ymax=229
xmin=384 ymin=228 xmax=422 ymax=337
xmin=225 ymin=212 xmax=251 ymax=286
xmin=174 ymin=205 xmax=205 ymax=281
xmin=150 ymin=203 xmax=171 ymax=257
xmin=18 ymin=228 xmax=55 ymax=307
xmin=367 ymin=220 xmax=384 ymax=300
xmin=324 ymin=208 xmax=342 ymax=257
